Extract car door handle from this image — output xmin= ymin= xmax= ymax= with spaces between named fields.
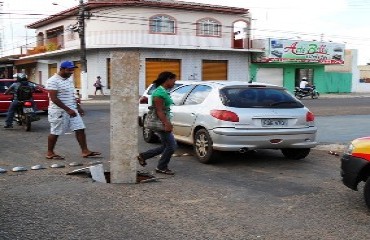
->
xmin=191 ymin=113 xmax=196 ymax=116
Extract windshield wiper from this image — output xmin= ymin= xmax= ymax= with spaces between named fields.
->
xmin=270 ymin=101 xmax=298 ymax=106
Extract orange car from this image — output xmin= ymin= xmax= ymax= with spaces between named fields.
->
xmin=0 ymin=79 xmax=49 ymax=113
xmin=341 ymin=137 xmax=370 ymax=209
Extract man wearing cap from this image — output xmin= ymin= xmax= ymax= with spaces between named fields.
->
xmin=45 ymin=61 xmax=101 ymax=160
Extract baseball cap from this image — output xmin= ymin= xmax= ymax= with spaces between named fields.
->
xmin=60 ymin=61 xmax=78 ymax=69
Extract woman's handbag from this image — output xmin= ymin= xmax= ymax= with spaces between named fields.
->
xmin=144 ymin=106 xmax=168 ymax=132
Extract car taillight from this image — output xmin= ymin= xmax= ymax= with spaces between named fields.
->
xmin=24 ymin=101 xmax=32 ymax=107
xmin=210 ymin=110 xmax=239 ymax=122
xmin=306 ymin=111 xmax=315 ymax=122
xmin=139 ymin=96 xmax=148 ymax=104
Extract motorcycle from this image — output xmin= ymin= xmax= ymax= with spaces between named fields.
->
xmin=294 ymin=85 xmax=319 ymax=99
xmin=14 ymin=100 xmax=39 ymax=131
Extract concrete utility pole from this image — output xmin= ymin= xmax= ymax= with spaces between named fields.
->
xmin=110 ymin=50 xmax=139 ymax=184
xmin=78 ymin=0 xmax=88 ymax=100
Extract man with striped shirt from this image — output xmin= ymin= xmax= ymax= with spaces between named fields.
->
xmin=45 ymin=61 xmax=101 ymax=160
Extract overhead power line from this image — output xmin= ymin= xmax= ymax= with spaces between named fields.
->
xmin=2 ymin=9 xmax=370 ymax=53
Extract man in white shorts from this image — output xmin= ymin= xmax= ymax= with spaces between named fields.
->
xmin=46 ymin=61 xmax=101 ymax=160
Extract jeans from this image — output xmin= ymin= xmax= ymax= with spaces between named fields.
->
xmin=5 ymin=99 xmax=38 ymax=126
xmin=140 ymin=131 xmax=177 ymax=170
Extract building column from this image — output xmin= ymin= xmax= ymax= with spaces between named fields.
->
xmin=110 ymin=50 xmax=139 ymax=183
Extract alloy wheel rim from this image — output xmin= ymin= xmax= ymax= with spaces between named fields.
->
xmin=143 ymin=127 xmax=150 ymax=139
xmin=196 ymin=133 xmax=208 ymax=157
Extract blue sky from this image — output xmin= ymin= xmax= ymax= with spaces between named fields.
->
xmin=2 ymin=0 xmax=369 ymax=64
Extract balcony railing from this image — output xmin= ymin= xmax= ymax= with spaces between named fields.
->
xmin=25 ymin=29 xmax=252 ymax=56
xmin=26 ymin=45 xmax=47 ymax=55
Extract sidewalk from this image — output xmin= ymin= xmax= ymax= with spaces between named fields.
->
xmin=82 ymin=92 xmax=370 ymax=103
xmin=320 ymin=92 xmax=370 ymax=98
xmin=81 ymin=94 xmax=110 ymax=104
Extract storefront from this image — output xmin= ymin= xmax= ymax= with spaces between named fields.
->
xmin=250 ymin=39 xmax=351 ymax=93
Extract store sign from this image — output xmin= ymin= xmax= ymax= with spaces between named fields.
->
xmin=253 ymin=39 xmax=345 ymax=64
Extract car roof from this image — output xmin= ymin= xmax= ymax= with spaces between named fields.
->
xmin=181 ymin=80 xmax=285 ymax=89
xmin=0 ymin=79 xmax=15 ymax=81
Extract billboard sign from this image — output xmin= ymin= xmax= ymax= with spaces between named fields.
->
xmin=252 ymin=39 xmax=345 ymax=64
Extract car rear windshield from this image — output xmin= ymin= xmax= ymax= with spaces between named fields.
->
xmin=220 ymin=87 xmax=304 ymax=108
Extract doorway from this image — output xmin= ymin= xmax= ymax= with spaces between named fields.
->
xmin=295 ymin=68 xmax=314 ymax=87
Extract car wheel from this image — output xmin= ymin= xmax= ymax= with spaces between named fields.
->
xmin=142 ymin=126 xmax=159 ymax=143
xmin=364 ymin=177 xmax=370 ymax=210
xmin=194 ymin=128 xmax=217 ymax=164
xmin=281 ymin=148 xmax=310 ymax=160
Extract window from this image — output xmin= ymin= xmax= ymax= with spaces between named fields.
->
xmin=184 ymin=85 xmax=212 ymax=105
xmin=147 ymin=83 xmax=183 ymax=95
xmin=150 ymin=15 xmax=175 ymax=34
xmin=220 ymin=87 xmax=303 ymax=109
xmin=197 ymin=18 xmax=221 ymax=37
xmin=171 ymin=85 xmax=194 ymax=105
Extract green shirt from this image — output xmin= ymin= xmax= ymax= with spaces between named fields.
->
xmin=151 ymin=86 xmax=174 ymax=118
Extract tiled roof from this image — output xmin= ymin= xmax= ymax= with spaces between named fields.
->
xmin=27 ymin=0 xmax=248 ymax=29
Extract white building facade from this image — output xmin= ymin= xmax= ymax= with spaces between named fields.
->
xmin=13 ymin=0 xmax=257 ymax=95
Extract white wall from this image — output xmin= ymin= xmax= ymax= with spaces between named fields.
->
xmin=34 ymin=6 xmax=250 ymax=51
xmin=351 ymin=50 xmax=370 ymax=92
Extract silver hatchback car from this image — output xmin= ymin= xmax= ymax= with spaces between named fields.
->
xmin=144 ymin=81 xmax=318 ymax=163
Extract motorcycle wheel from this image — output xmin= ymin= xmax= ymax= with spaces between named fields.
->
xmin=23 ymin=115 xmax=31 ymax=131
xmin=311 ymin=91 xmax=319 ymax=99
xmin=15 ymin=108 xmax=22 ymax=125
xmin=294 ymin=92 xmax=302 ymax=100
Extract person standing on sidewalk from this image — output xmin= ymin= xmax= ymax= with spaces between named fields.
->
xmin=137 ymin=71 xmax=177 ymax=175
xmin=94 ymin=76 xmax=104 ymax=96
xmin=45 ymin=61 xmax=101 ymax=160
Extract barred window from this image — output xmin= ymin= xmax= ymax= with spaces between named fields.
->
xmin=197 ymin=19 xmax=221 ymax=37
xmin=150 ymin=15 xmax=175 ymax=34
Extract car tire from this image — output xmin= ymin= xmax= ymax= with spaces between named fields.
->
xmin=364 ymin=177 xmax=370 ymax=210
xmin=142 ymin=125 xmax=159 ymax=143
xmin=194 ymin=128 xmax=217 ymax=164
xmin=281 ymin=148 xmax=310 ymax=160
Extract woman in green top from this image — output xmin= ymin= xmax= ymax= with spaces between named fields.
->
xmin=137 ymin=72 xmax=177 ymax=175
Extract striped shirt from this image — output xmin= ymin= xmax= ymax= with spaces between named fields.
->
xmin=46 ymin=73 xmax=77 ymax=110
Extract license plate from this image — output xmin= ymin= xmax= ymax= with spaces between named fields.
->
xmin=23 ymin=108 xmax=33 ymax=113
xmin=261 ymin=119 xmax=287 ymax=127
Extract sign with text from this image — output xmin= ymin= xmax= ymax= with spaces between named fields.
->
xmin=252 ymin=39 xmax=345 ymax=64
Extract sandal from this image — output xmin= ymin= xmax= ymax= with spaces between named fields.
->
xmin=155 ymin=168 xmax=175 ymax=175
xmin=82 ymin=151 xmax=102 ymax=158
xmin=137 ymin=155 xmax=147 ymax=167
xmin=46 ymin=155 xmax=65 ymax=160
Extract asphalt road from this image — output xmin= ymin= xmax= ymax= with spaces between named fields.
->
xmin=1 ymin=100 xmax=370 ymax=240
xmin=301 ymin=97 xmax=370 ymax=144
xmin=301 ymin=97 xmax=370 ymax=116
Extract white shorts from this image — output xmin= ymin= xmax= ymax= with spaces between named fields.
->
xmin=48 ymin=108 xmax=85 ymax=135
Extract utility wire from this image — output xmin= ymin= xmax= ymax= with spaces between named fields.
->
xmin=2 ymin=8 xmax=370 ymax=53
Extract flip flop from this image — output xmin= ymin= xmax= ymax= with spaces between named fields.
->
xmin=82 ymin=151 xmax=102 ymax=158
xmin=46 ymin=155 xmax=65 ymax=160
